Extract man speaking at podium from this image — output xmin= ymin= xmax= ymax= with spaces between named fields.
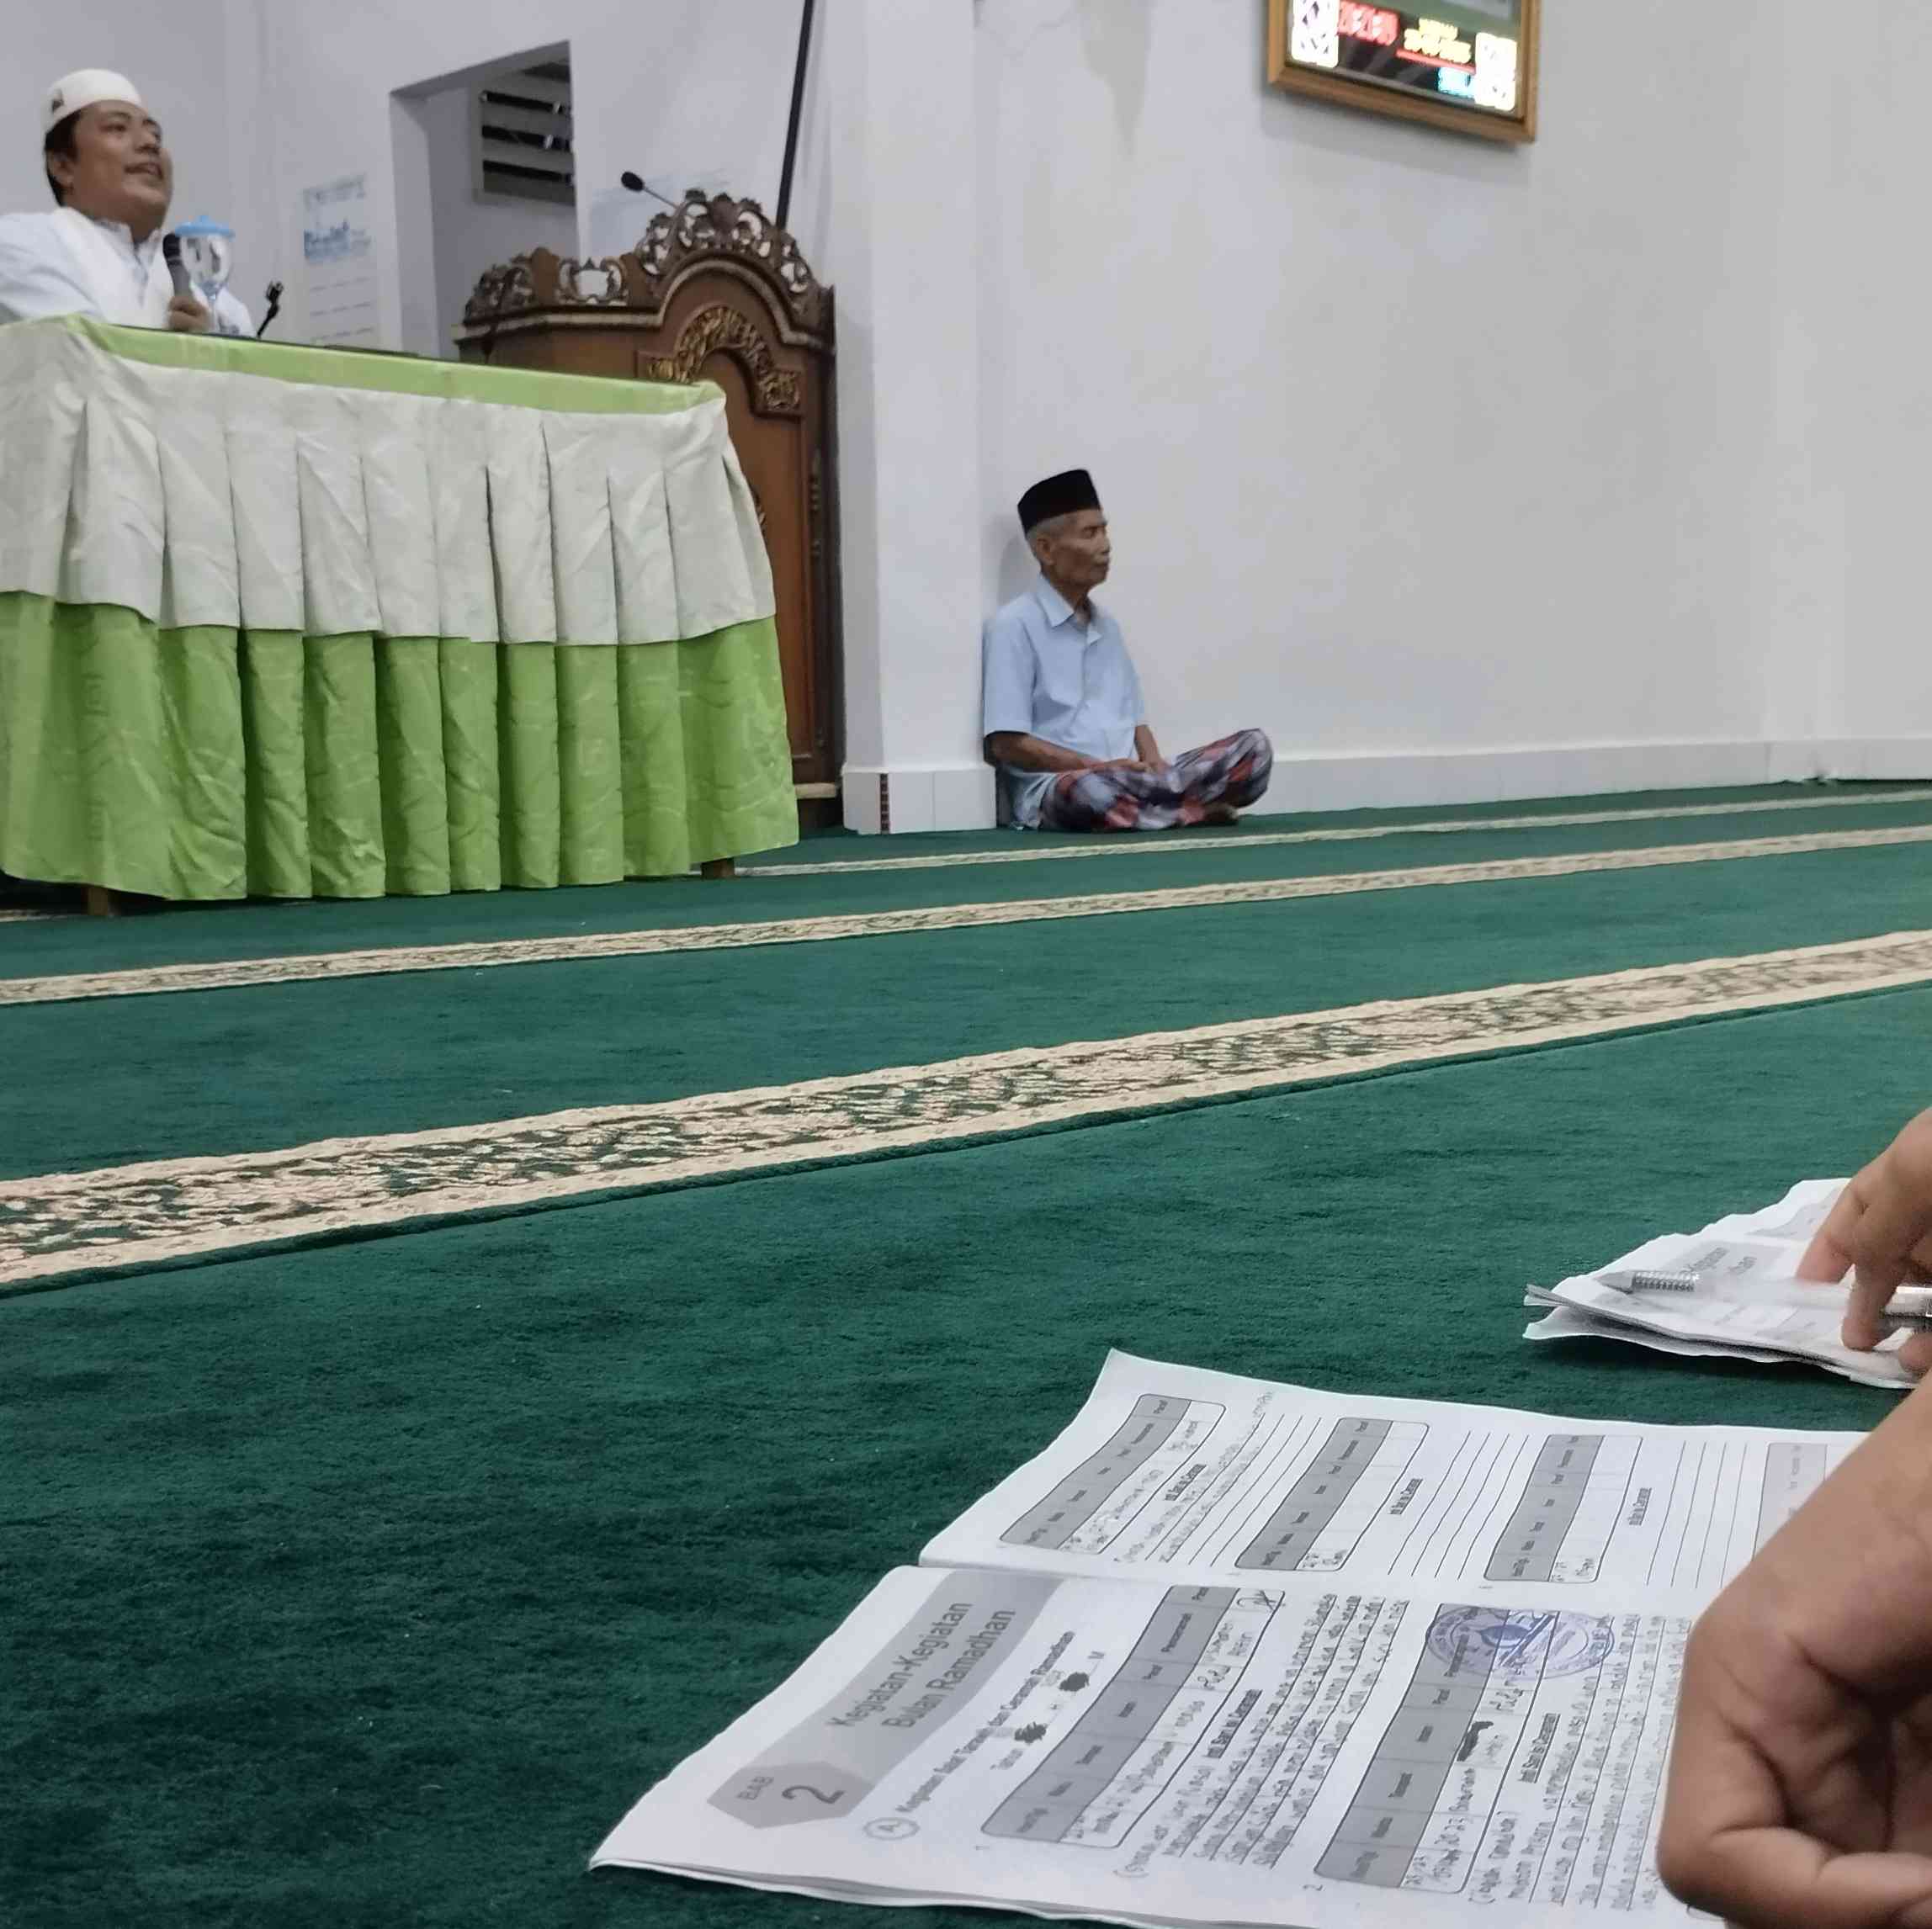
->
xmin=0 ymin=70 xmax=250 ymax=333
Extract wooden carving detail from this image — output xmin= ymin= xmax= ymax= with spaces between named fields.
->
xmin=640 ymin=305 xmax=803 ymax=416
xmin=464 ymin=256 xmax=537 ymax=324
xmin=637 ymin=192 xmax=830 ymax=337
xmin=459 ymin=191 xmax=831 ymax=347
xmin=559 ymin=257 xmax=629 ymax=306
xmin=463 ymin=250 xmax=629 ymax=323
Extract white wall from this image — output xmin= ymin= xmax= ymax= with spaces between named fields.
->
xmin=1746 ymin=1 xmax=1844 ymax=767
xmin=828 ymin=0 xmax=989 ymax=834
xmin=970 ymin=0 xmax=1810 ymax=811
xmin=1805 ymin=20 xmax=1932 ymax=773
xmin=225 ymin=0 xmax=828 ymax=351
xmin=3 ymin=3 xmax=240 ymax=241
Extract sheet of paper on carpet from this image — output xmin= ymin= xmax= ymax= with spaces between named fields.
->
xmin=593 ymin=1352 xmax=1866 ymax=1926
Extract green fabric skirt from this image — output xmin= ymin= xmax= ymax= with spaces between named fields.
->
xmin=0 ymin=594 xmax=799 ymax=898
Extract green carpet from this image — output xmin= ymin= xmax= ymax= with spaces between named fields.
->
xmin=744 ymin=781 xmax=1932 ymax=868
xmin=3 ymin=832 xmax=1930 ymax=1181
xmin=4 ymin=782 xmax=1931 ymax=979
xmin=8 ymin=787 xmax=1932 ymax=1926
xmin=8 ymin=994 xmax=1917 ymax=1928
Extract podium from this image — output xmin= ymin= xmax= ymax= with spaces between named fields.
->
xmin=457 ymin=192 xmax=842 ymax=824
xmin=0 ymin=316 xmax=798 ymax=902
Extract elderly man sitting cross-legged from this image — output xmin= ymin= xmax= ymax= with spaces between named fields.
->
xmin=981 ymin=469 xmax=1273 ymax=833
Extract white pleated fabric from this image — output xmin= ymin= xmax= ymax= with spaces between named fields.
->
xmin=0 ymin=318 xmax=776 ymax=644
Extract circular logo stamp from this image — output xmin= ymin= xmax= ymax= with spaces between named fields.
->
xmin=1426 ymin=1606 xmax=1614 ymax=1680
xmin=864 ymin=1818 xmax=920 ymax=1842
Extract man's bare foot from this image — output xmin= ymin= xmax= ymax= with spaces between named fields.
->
xmin=1202 ymin=804 xmax=1239 ymax=827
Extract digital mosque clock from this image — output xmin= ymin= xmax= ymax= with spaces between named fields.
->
xmin=1268 ymin=0 xmax=1540 ymax=144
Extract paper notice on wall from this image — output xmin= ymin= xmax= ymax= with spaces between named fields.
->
xmin=300 ymin=173 xmax=380 ymax=347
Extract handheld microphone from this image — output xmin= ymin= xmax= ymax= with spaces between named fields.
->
xmin=161 ymin=231 xmax=192 ymax=301
xmin=256 ymin=280 xmax=283 ymax=339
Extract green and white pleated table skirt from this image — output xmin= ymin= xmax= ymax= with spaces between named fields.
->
xmin=0 ymin=318 xmax=799 ymax=898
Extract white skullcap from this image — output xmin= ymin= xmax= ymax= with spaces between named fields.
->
xmin=43 ymin=70 xmax=144 ymax=136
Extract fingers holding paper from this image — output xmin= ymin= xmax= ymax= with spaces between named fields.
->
xmin=1799 ymin=1111 xmax=1932 ymax=1368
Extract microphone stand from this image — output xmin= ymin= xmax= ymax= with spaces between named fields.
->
xmin=776 ymin=0 xmax=819 ymax=231
xmin=477 ymin=267 xmax=517 ymax=363
xmin=620 ymin=171 xmax=677 ymax=209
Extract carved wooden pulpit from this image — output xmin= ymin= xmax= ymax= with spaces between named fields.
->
xmin=457 ymin=193 xmax=841 ymax=816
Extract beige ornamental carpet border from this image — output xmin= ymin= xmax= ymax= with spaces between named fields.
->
xmin=7 ymin=928 xmax=1932 ymax=1290
xmin=8 ymin=823 xmax=1932 ymax=1009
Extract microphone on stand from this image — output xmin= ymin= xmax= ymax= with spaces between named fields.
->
xmin=619 ymin=172 xmax=677 ymax=209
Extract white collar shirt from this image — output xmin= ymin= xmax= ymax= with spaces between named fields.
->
xmin=0 ymin=207 xmax=252 ymax=333
xmin=981 ymin=576 xmax=1148 ymax=829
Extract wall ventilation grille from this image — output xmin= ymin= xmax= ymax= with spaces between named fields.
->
xmin=472 ymin=61 xmax=574 ymax=205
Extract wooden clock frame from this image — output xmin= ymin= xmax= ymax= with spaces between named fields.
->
xmin=1267 ymin=0 xmax=1541 ymax=146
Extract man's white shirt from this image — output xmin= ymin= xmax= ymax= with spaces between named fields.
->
xmin=0 ymin=207 xmax=251 ymax=333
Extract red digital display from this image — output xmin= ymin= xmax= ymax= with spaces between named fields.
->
xmin=1339 ymin=2 xmax=1400 ymax=47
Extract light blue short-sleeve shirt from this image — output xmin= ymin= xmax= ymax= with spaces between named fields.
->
xmin=981 ymin=578 xmax=1146 ymax=828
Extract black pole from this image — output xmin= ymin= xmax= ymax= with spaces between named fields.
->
xmin=775 ymin=0 xmax=818 ymax=231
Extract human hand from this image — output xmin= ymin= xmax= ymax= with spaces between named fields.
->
xmin=1658 ymin=1386 xmax=1932 ymax=1926
xmin=166 ymin=292 xmax=211 ymax=333
xmin=1799 ymin=1110 xmax=1932 ymax=1370
xmin=1089 ymin=757 xmax=1153 ymax=773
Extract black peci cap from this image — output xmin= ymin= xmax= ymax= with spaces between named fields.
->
xmin=1017 ymin=469 xmax=1101 ymax=534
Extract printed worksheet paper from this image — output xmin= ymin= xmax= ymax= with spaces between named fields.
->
xmin=594 ymin=1353 xmax=1863 ymax=1926
xmin=1526 ymin=1178 xmax=1915 ymax=1388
